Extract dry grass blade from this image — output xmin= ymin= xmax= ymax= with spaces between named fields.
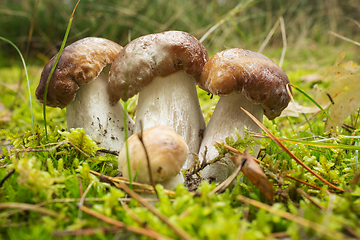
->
xmin=297 ymin=188 xmax=326 ymax=211
xmin=0 ymin=169 xmax=15 ymax=188
xmin=215 ymin=141 xmax=325 ymax=191
xmin=118 ymin=182 xmax=193 ymax=240
xmin=53 ymin=227 xmax=121 ymax=237
xmin=329 ymin=31 xmax=360 ymax=47
xmin=80 ymin=205 xmax=172 ymax=239
xmin=241 ymin=107 xmax=344 ymax=192
xmin=237 ymin=195 xmax=351 ymax=240
xmin=14 ymin=140 xmax=91 ymax=159
xmin=0 ymin=202 xmax=65 ymax=219
xmin=89 ymin=170 xmax=175 ymax=196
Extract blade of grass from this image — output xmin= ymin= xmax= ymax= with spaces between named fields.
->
xmin=276 ymin=138 xmax=360 ymax=151
xmin=199 ymin=0 xmax=258 ymax=43
xmin=291 ymin=84 xmax=335 ymax=128
xmin=0 ymin=36 xmax=34 ymax=134
xmin=124 ymin=66 xmax=132 ymax=188
xmin=42 ymin=0 xmax=80 ymax=140
xmin=241 ymin=107 xmax=344 ymax=192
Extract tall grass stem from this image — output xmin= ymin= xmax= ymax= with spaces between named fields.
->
xmin=0 ymin=36 xmax=34 ymax=134
xmin=42 ymin=0 xmax=80 ymax=140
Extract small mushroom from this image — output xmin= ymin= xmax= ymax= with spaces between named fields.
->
xmin=118 ymin=125 xmax=188 ymax=190
xmin=108 ymin=31 xmax=207 ymax=169
xmin=35 ymin=37 xmax=134 ymax=150
xmin=197 ymin=48 xmax=291 ymax=183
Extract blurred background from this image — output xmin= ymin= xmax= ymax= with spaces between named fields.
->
xmin=1 ymin=0 xmax=359 ymax=66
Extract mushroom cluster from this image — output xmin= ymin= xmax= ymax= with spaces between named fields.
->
xmin=36 ymin=31 xmax=291 ymax=191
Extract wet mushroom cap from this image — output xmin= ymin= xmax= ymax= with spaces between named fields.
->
xmin=35 ymin=37 xmax=122 ymax=108
xmin=118 ymin=125 xmax=188 ymax=184
xmin=108 ymin=31 xmax=208 ymax=103
xmin=198 ymin=48 xmax=291 ymax=120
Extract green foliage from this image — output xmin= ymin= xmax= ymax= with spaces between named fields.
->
xmin=1 ymin=1 xmax=360 ymax=239
xmin=59 ymin=128 xmax=101 ymax=156
xmin=11 ymin=156 xmax=66 ymax=200
xmin=215 ymin=127 xmax=264 ymax=157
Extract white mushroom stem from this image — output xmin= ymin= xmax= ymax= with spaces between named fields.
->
xmin=134 ymin=70 xmax=206 ymax=169
xmin=199 ymin=94 xmax=263 ymax=183
xmin=66 ymin=65 xmax=134 ymax=151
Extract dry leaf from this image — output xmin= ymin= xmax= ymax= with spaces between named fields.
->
xmin=280 ymin=101 xmax=322 ymax=117
xmin=313 ymin=52 xmax=360 ymax=132
xmin=231 ymin=149 xmax=274 ymax=203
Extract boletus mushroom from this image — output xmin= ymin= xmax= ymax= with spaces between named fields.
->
xmin=118 ymin=125 xmax=188 ymax=190
xmin=197 ymin=48 xmax=291 ymax=183
xmin=108 ymin=31 xmax=207 ymax=169
xmin=35 ymin=37 xmax=134 ymax=150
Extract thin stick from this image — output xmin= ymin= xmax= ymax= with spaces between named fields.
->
xmin=0 ymin=169 xmax=15 ymax=188
xmin=89 ymin=170 xmax=175 ymax=196
xmin=329 ymin=31 xmax=360 ymax=47
xmin=80 ymin=206 xmax=171 ymax=239
xmin=77 ymin=181 xmax=95 ymax=220
xmin=120 ymin=201 xmax=146 ymax=227
xmin=97 ymin=149 xmax=119 ymax=156
xmin=0 ymin=202 xmax=64 ymax=219
xmin=53 ymin=227 xmax=121 ymax=237
xmin=241 ymin=107 xmax=344 ymax=192
xmin=297 ymin=188 xmax=326 ymax=211
xmin=138 ymin=120 xmax=158 ymax=197
xmin=118 ymin=182 xmax=193 ymax=240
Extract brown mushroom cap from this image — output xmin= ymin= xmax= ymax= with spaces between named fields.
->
xmin=108 ymin=31 xmax=208 ymax=103
xmin=118 ymin=125 xmax=188 ymax=184
xmin=35 ymin=37 xmax=122 ymax=108
xmin=198 ymin=48 xmax=291 ymax=120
